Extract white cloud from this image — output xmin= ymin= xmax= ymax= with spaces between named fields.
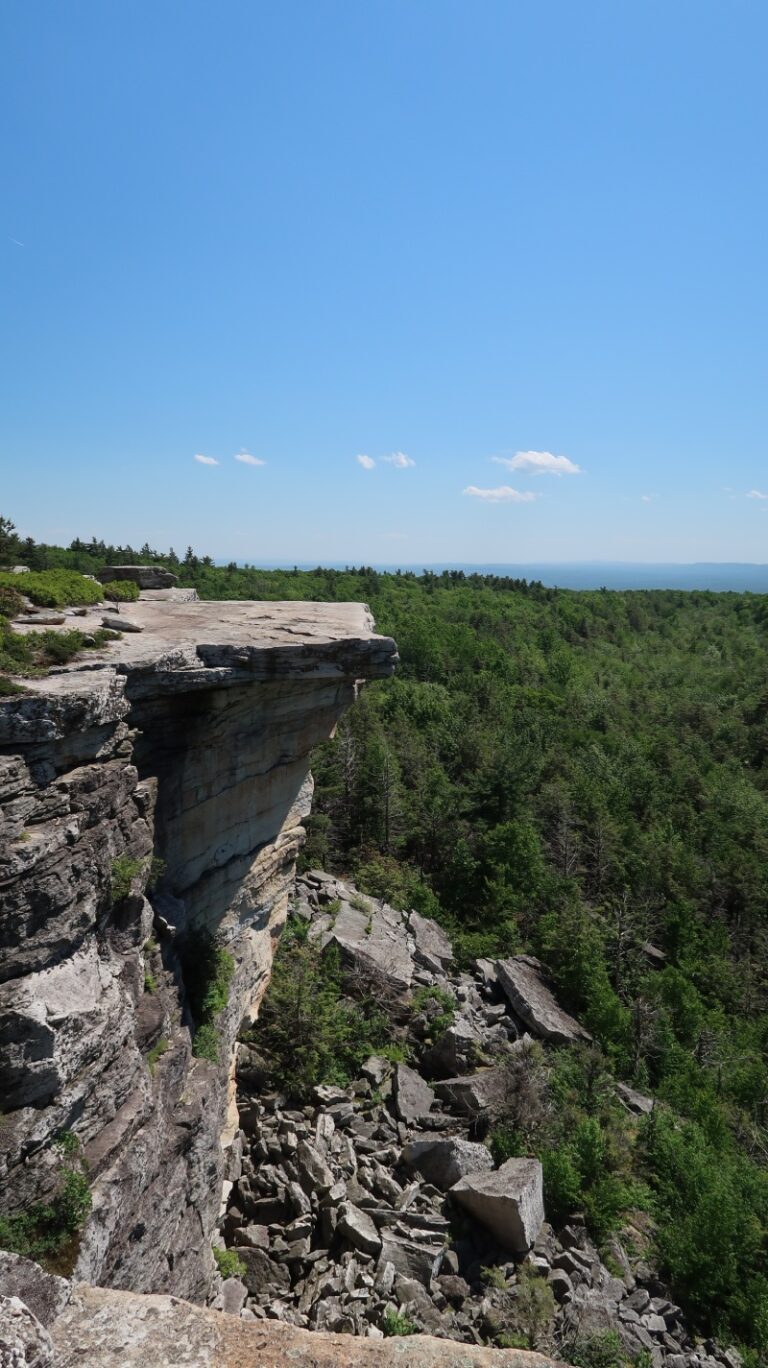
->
xmin=234 ymin=450 xmax=266 ymax=466
xmin=194 ymin=453 xmax=219 ymax=466
xmin=746 ymin=489 xmax=768 ymax=500
xmin=382 ymin=451 xmax=415 ymax=468
xmin=356 ymin=454 xmax=376 ymax=470
xmin=640 ymin=494 xmax=654 ymax=503
xmin=463 ymin=485 xmax=538 ymax=504
xmin=492 ymin=450 xmax=581 ymax=477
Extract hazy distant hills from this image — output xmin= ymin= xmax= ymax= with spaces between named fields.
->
xmin=247 ymin=562 xmax=768 ymax=592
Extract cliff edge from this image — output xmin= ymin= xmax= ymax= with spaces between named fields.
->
xmin=0 ymin=599 xmax=397 ymax=1301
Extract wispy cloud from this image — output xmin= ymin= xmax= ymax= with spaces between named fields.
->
xmin=463 ymin=485 xmax=538 ymax=504
xmin=194 ymin=453 xmax=219 ymax=466
xmin=356 ymin=454 xmax=376 ymax=470
xmin=234 ymin=450 xmax=266 ymax=466
xmin=746 ymin=489 xmax=768 ymax=500
xmin=492 ymin=450 xmax=581 ymax=477
xmin=640 ymin=494 xmax=655 ymax=503
xmin=382 ymin=451 xmax=415 ymax=468
xmin=10 ymin=238 xmax=25 ymax=248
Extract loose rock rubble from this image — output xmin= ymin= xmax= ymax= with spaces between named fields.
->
xmin=215 ymin=873 xmax=742 ymax=1368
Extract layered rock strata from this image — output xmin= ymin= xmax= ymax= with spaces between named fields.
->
xmin=0 ymin=600 xmax=396 ymax=1302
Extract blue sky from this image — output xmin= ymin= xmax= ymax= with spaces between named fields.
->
xmin=2 ymin=0 xmax=767 ymax=564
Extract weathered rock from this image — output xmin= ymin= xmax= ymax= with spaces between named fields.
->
xmin=0 ymin=599 xmax=396 ymax=1301
xmin=337 ymin=1202 xmax=382 ymax=1257
xmin=616 ymin=1082 xmax=654 ymax=1115
xmin=494 ymin=957 xmax=591 ymax=1045
xmin=421 ymin=1018 xmax=483 ymax=1077
xmin=378 ymin=1233 xmax=443 ymax=1285
xmin=97 ymin=566 xmax=179 ymax=589
xmin=311 ymin=897 xmax=414 ymax=994
xmin=408 ymin=912 xmax=453 ymax=973
xmin=296 ymin=1140 xmax=334 ymax=1194
xmin=393 ymin=1064 xmax=436 ymax=1125
xmin=434 ymin=1065 xmax=510 ymax=1115
xmin=101 ymin=614 xmax=143 ymax=632
xmin=402 ymin=1137 xmax=494 ymax=1190
xmin=450 ymin=1158 xmax=544 ymax=1253
xmin=0 ymin=1293 xmax=53 ymax=1367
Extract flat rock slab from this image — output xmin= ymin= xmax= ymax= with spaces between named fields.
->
xmin=450 ymin=1157 xmax=544 ymax=1253
xmin=393 ymin=1063 xmax=436 ymax=1124
xmin=402 ymin=1137 xmax=495 ymax=1190
xmin=51 ymin=1281 xmax=568 ymax=1366
xmin=494 ymin=957 xmax=591 ymax=1045
xmin=313 ymin=898 xmax=414 ymax=993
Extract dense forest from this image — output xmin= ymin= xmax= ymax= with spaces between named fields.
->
xmin=4 ymin=519 xmax=768 ymax=1353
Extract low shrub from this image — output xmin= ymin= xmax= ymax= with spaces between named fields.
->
xmin=213 ymin=1247 xmax=246 ymax=1279
xmin=0 ymin=569 xmax=103 ymax=607
xmin=110 ymin=855 xmax=145 ymax=903
xmin=0 ymin=585 xmax=25 ymax=617
xmin=102 ymin=579 xmax=140 ymax=602
xmin=0 ymin=1132 xmax=91 ymax=1271
xmin=382 ymin=1308 xmax=418 ymax=1337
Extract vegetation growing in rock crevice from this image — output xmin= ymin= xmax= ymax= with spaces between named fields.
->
xmin=0 ymin=1132 xmax=91 ymax=1273
xmin=249 ymin=917 xmax=395 ymax=1100
xmin=184 ymin=930 xmax=236 ymax=1064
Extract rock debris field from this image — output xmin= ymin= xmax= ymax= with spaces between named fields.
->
xmin=215 ymin=873 xmax=741 ymax=1368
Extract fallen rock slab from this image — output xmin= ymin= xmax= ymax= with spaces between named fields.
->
xmin=393 ymin=1063 xmax=436 ymax=1125
xmin=495 ymin=958 xmax=591 ymax=1045
xmin=402 ymin=1137 xmax=495 ymax=1190
xmin=450 ymin=1158 xmax=544 ymax=1253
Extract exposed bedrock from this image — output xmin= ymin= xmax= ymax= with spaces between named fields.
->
xmin=0 ymin=601 xmax=396 ymax=1302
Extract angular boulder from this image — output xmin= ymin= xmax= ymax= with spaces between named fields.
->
xmin=495 ymin=957 xmax=591 ymax=1045
xmin=402 ymin=1136 xmax=495 ymax=1190
xmin=450 ymin=1157 xmax=544 ymax=1253
xmin=434 ymin=1065 xmax=510 ymax=1115
xmin=96 ymin=565 xmax=178 ymax=589
xmin=336 ymin=1202 xmax=382 ymax=1257
xmin=393 ymin=1063 xmax=436 ymax=1125
xmin=408 ymin=912 xmax=453 ymax=973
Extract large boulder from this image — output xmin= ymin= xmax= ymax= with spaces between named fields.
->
xmin=408 ymin=912 xmax=453 ymax=973
xmin=393 ymin=1063 xmax=436 ymax=1125
xmin=336 ymin=1202 xmax=382 ymax=1257
xmin=402 ymin=1137 xmax=494 ymax=1190
xmin=494 ymin=957 xmax=591 ymax=1045
xmin=434 ymin=1065 xmax=510 ymax=1115
xmin=310 ymin=897 xmax=413 ymax=994
xmin=450 ymin=1157 xmax=544 ymax=1253
xmin=96 ymin=565 xmax=178 ymax=589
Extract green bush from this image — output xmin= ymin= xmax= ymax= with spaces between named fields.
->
xmin=0 ymin=569 xmax=103 ymax=607
xmin=569 ymin=1330 xmax=628 ymax=1368
xmin=382 ymin=1308 xmax=419 ymax=1337
xmin=0 ymin=619 xmax=117 ymax=678
xmin=192 ymin=1023 xmax=220 ymax=1063
xmin=0 ymin=1133 xmax=91 ymax=1270
xmin=110 ymin=855 xmax=145 ymax=902
xmin=213 ymin=1247 xmax=246 ymax=1279
xmin=102 ymin=579 xmax=140 ymax=602
xmin=254 ymin=919 xmax=394 ymax=1100
xmin=0 ymin=584 xmax=25 ymax=617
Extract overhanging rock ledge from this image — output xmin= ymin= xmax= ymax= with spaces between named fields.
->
xmin=0 ymin=600 xmax=397 ymax=1302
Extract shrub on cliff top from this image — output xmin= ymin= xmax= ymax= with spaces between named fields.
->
xmin=102 ymin=579 xmax=140 ymax=602
xmin=0 ymin=568 xmax=103 ymax=607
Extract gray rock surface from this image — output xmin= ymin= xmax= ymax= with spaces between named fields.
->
xmin=402 ymin=1137 xmax=495 ymax=1190
xmin=97 ymin=565 xmax=179 ymax=588
xmin=393 ymin=1064 xmax=436 ymax=1125
xmin=0 ymin=600 xmax=396 ymax=1300
xmin=494 ymin=958 xmax=591 ymax=1045
xmin=450 ymin=1158 xmax=545 ymax=1252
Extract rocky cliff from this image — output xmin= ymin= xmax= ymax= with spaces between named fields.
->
xmin=0 ymin=599 xmax=397 ymax=1302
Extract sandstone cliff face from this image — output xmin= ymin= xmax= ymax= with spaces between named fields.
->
xmin=0 ymin=601 xmax=396 ymax=1302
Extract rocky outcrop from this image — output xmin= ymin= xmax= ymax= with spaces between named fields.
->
xmin=0 ymin=600 xmax=396 ymax=1302
xmin=0 ymin=1263 xmax=566 ymax=1368
xmin=451 ymin=1160 xmax=544 ymax=1254
xmin=96 ymin=565 xmax=178 ymax=588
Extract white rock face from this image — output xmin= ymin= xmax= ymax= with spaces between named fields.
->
xmin=450 ymin=1158 xmax=544 ymax=1252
